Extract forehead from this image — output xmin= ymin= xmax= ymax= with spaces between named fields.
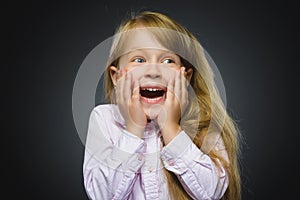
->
xmin=125 ymin=48 xmax=177 ymax=57
xmin=120 ymin=28 xmax=169 ymax=54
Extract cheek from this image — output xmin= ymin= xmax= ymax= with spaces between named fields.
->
xmin=160 ymin=67 xmax=177 ymax=82
xmin=127 ymin=66 xmax=147 ymax=80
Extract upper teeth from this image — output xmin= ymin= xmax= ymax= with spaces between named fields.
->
xmin=142 ymin=88 xmax=161 ymax=91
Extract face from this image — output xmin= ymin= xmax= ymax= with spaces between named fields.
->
xmin=110 ymin=28 xmax=193 ymax=119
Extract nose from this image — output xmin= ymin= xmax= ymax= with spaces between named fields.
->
xmin=143 ymin=64 xmax=162 ymax=79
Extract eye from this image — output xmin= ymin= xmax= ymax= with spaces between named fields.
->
xmin=133 ymin=58 xmax=145 ymax=63
xmin=162 ymin=59 xmax=175 ymax=64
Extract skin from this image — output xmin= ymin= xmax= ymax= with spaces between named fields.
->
xmin=110 ymin=29 xmax=193 ymax=145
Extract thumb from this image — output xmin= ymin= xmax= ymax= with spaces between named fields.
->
xmin=132 ymin=79 xmax=140 ymax=102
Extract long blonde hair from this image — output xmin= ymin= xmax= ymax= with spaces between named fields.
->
xmin=104 ymin=11 xmax=241 ymax=200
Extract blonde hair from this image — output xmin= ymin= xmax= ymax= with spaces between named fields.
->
xmin=104 ymin=11 xmax=241 ymax=200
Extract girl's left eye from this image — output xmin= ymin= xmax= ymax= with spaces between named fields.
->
xmin=162 ymin=59 xmax=175 ymax=64
xmin=133 ymin=58 xmax=145 ymax=63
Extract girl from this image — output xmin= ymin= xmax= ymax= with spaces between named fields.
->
xmin=83 ymin=11 xmax=241 ymax=200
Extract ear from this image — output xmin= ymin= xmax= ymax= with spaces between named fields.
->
xmin=186 ymin=68 xmax=193 ymax=85
xmin=109 ymin=66 xmax=118 ymax=86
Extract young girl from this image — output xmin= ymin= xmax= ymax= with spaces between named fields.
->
xmin=83 ymin=11 xmax=241 ymax=200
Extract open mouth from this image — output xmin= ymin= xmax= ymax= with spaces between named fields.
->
xmin=140 ymin=86 xmax=166 ymax=104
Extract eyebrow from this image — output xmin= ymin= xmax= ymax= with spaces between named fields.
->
xmin=127 ymin=48 xmax=175 ymax=54
xmin=125 ymin=48 xmax=179 ymax=58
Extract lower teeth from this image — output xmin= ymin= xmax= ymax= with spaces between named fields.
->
xmin=143 ymin=96 xmax=162 ymax=102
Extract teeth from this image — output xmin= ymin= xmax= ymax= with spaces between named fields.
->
xmin=141 ymin=88 xmax=162 ymax=92
xmin=142 ymin=96 xmax=163 ymax=102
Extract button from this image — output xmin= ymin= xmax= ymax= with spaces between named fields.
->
xmin=148 ymin=166 xmax=153 ymax=172
xmin=137 ymin=153 xmax=143 ymax=161
xmin=168 ymin=159 xmax=175 ymax=166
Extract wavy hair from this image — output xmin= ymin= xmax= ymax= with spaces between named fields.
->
xmin=104 ymin=11 xmax=241 ymax=200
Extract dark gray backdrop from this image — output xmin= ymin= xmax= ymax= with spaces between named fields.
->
xmin=7 ymin=0 xmax=298 ymax=199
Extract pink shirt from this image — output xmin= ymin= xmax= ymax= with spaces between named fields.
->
xmin=83 ymin=104 xmax=229 ymax=200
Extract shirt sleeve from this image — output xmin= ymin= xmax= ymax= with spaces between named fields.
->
xmin=160 ymin=131 xmax=229 ymax=200
xmin=83 ymin=108 xmax=145 ymax=200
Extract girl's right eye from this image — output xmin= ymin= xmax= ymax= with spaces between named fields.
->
xmin=132 ymin=58 xmax=145 ymax=63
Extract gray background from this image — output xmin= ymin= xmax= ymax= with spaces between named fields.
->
xmin=7 ymin=0 xmax=298 ymax=199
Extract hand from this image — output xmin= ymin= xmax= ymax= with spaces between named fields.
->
xmin=157 ymin=67 xmax=189 ymax=145
xmin=116 ymin=69 xmax=147 ymax=138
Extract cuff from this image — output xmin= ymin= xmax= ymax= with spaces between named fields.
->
xmin=116 ymin=129 xmax=145 ymax=153
xmin=161 ymin=131 xmax=193 ymax=160
xmin=110 ymin=130 xmax=146 ymax=172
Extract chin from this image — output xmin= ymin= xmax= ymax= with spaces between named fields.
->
xmin=143 ymin=105 xmax=163 ymax=120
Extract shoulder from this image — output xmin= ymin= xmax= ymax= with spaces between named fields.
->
xmin=92 ymin=104 xmax=115 ymax=114
xmin=91 ymin=104 xmax=116 ymax=119
xmin=90 ymin=104 xmax=125 ymax=126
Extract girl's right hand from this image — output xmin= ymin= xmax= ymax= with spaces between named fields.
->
xmin=116 ymin=69 xmax=147 ymax=138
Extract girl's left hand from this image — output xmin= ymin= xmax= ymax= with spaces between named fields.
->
xmin=157 ymin=67 xmax=189 ymax=145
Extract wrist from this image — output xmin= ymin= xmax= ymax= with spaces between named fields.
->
xmin=161 ymin=123 xmax=181 ymax=145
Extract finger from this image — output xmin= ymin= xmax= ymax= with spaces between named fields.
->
xmin=116 ymin=68 xmax=121 ymax=81
xmin=115 ymin=69 xmax=122 ymax=104
xmin=132 ymin=78 xmax=140 ymax=103
xmin=118 ymin=69 xmax=126 ymax=103
xmin=174 ymin=69 xmax=181 ymax=100
xmin=123 ymin=70 xmax=131 ymax=102
xmin=166 ymin=74 xmax=175 ymax=101
xmin=181 ymin=67 xmax=188 ymax=100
